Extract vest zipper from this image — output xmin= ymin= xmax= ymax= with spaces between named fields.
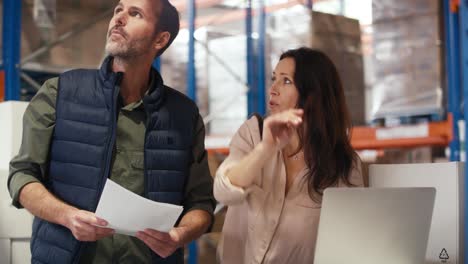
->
xmin=94 ymin=73 xmax=122 ymax=210
xmin=143 ymin=104 xmax=149 ymax=198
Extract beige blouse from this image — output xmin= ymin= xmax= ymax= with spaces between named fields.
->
xmin=214 ymin=117 xmax=364 ymax=264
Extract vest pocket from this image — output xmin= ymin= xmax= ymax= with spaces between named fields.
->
xmin=112 ymin=149 xmax=146 ymax=196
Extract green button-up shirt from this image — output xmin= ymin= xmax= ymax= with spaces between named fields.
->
xmin=8 ymin=76 xmax=215 ymax=264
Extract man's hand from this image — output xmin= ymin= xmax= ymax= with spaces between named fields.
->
xmin=136 ymin=210 xmax=211 ymax=258
xmin=136 ymin=226 xmax=188 ymax=258
xmin=64 ymin=209 xmax=115 ymax=242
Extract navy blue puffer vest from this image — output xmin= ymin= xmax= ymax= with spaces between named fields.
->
xmin=30 ymin=57 xmax=198 ymax=264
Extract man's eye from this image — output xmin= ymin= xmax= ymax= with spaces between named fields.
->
xmin=131 ymin=11 xmax=142 ymax=18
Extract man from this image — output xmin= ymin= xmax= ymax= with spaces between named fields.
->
xmin=8 ymin=0 xmax=215 ymax=263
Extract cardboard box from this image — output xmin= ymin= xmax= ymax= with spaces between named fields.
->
xmin=372 ymin=0 xmax=440 ymax=22
xmin=0 ymin=102 xmax=29 ymax=170
xmin=373 ymin=13 xmax=440 ymax=42
xmin=370 ymin=12 xmax=443 ymax=119
xmin=374 ymin=147 xmax=433 ymax=164
xmin=311 ymin=34 xmax=362 ymax=54
xmin=373 ymin=44 xmax=441 ymax=77
xmin=206 ymin=34 xmax=247 ymax=135
xmin=370 ymin=162 xmax=464 ymax=264
xmin=161 ymin=33 xmax=210 ymax=116
xmin=312 ymin=13 xmax=365 ymax=125
xmin=268 ymin=8 xmax=366 ymax=125
xmin=17 ymin=1 xmax=110 ymax=71
xmin=311 ymin=11 xmax=361 ymax=37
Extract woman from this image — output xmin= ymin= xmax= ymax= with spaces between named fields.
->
xmin=213 ymin=47 xmax=364 ymax=263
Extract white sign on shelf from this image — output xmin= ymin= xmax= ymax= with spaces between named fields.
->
xmin=376 ymin=124 xmax=429 ymax=140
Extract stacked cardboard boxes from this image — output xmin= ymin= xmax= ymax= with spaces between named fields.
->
xmin=161 ymin=30 xmax=210 ymax=117
xmin=268 ymin=6 xmax=366 ymax=125
xmin=14 ymin=0 xmax=112 ymax=72
xmin=371 ymin=0 xmax=443 ymax=119
xmin=311 ymin=12 xmax=366 ymax=126
xmin=197 ymin=6 xmax=366 ymax=134
xmin=205 ymin=31 xmax=248 ymax=135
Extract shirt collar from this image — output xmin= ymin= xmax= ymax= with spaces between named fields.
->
xmin=120 ymin=68 xmax=156 ymax=111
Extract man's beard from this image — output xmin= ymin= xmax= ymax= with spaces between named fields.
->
xmin=105 ymin=36 xmax=154 ymax=60
xmin=105 ymin=39 xmax=139 ymax=59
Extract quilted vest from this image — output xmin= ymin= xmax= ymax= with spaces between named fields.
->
xmin=30 ymin=57 xmax=198 ymax=264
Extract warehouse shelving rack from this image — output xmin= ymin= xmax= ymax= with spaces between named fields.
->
xmin=446 ymin=0 xmax=468 ymax=259
xmin=1 ymin=0 xmax=468 ymax=263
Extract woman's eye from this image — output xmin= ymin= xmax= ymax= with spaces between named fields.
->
xmin=284 ymin=78 xmax=292 ymax=84
xmin=114 ymin=7 xmax=122 ymax=14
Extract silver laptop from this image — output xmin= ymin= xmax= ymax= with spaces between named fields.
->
xmin=314 ymin=187 xmax=436 ymax=264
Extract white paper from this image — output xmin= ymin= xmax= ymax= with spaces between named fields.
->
xmin=95 ymin=179 xmax=183 ymax=236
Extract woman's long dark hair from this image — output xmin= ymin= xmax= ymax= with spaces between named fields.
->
xmin=280 ymin=47 xmax=358 ymax=201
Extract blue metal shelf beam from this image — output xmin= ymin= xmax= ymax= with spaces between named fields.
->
xmin=188 ymin=240 xmax=198 ymax=264
xmin=187 ymin=0 xmax=197 ymax=102
xmin=445 ymin=0 xmax=461 ymax=161
xmin=246 ymin=0 xmax=267 ymax=116
xmin=257 ymin=0 xmax=266 ymax=116
xmin=152 ymin=57 xmax=161 ymax=72
xmin=2 ymin=0 xmax=22 ymax=101
xmin=246 ymin=0 xmax=255 ymax=116
xmin=187 ymin=0 xmax=198 ymax=262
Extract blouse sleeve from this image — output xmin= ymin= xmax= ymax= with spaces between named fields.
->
xmin=213 ymin=117 xmax=260 ymax=205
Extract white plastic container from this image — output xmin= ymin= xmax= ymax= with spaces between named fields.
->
xmin=370 ymin=162 xmax=464 ymax=264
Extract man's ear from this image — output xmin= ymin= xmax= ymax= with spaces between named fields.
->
xmin=154 ymin=31 xmax=171 ymax=52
